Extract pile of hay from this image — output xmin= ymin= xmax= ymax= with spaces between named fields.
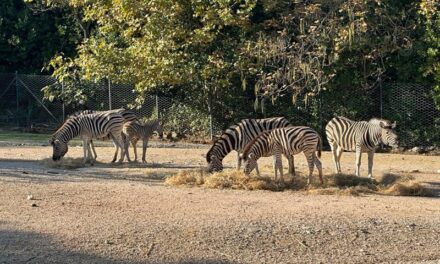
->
xmin=166 ymin=170 xmax=434 ymax=197
xmin=40 ymin=157 xmax=87 ymax=169
xmin=165 ymin=169 xmax=284 ymax=191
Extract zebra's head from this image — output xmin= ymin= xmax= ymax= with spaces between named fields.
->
xmin=242 ymin=153 xmax=257 ymax=175
xmin=50 ymin=138 xmax=68 ymax=161
xmin=207 ymin=155 xmax=223 ymax=173
xmin=379 ymin=121 xmax=399 ymax=148
xmin=155 ymin=120 xmax=164 ymax=138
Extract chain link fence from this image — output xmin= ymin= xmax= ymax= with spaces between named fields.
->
xmin=0 ymin=73 xmax=439 ymax=148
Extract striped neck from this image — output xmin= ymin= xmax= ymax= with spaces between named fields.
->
xmin=52 ymin=119 xmax=80 ymax=143
xmin=367 ymin=124 xmax=383 ymax=146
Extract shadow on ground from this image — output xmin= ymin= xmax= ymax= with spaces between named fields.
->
xmin=0 ymin=159 xmax=204 ymax=184
xmin=0 ymin=228 xmax=238 ymax=264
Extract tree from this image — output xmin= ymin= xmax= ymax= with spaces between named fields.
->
xmin=0 ymin=0 xmax=81 ymax=73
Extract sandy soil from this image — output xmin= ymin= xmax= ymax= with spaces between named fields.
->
xmin=0 ymin=145 xmax=439 ymax=264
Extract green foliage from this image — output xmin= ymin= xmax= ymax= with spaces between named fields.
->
xmin=162 ymin=103 xmax=211 ymax=139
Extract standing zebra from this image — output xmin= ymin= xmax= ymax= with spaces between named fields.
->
xmin=206 ymin=117 xmax=294 ymax=174
xmin=122 ymin=119 xmax=163 ymax=163
xmin=69 ymin=108 xmax=138 ymax=159
xmin=325 ymin=116 xmax=399 ymax=178
xmin=241 ymin=126 xmax=323 ymax=185
xmin=50 ymin=111 xmax=126 ymax=165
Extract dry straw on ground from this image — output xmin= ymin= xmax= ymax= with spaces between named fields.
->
xmin=41 ymin=157 xmax=89 ymax=169
xmin=165 ymin=170 xmax=435 ymax=197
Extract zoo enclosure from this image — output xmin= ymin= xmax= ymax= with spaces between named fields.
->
xmin=0 ymin=72 xmax=439 ymax=148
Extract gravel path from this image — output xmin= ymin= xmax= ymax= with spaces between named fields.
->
xmin=0 ymin=146 xmax=439 ymax=263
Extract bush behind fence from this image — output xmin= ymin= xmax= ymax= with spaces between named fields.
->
xmin=0 ymin=73 xmax=438 ymax=148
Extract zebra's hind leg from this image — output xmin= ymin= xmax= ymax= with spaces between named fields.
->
xmin=132 ymin=138 xmax=139 ymax=162
xmin=336 ymin=146 xmax=343 ymax=173
xmin=288 ymin=155 xmax=296 ymax=177
xmin=355 ymin=147 xmax=362 ymax=177
xmin=87 ymin=141 xmax=95 ymax=166
xmin=82 ymin=139 xmax=88 ymax=165
xmin=314 ymin=153 xmax=323 ymax=185
xmin=330 ymin=143 xmax=338 ymax=173
xmin=304 ymin=151 xmax=315 ymax=185
xmin=111 ymin=141 xmax=119 ymax=163
xmin=123 ymin=135 xmax=131 ymax=162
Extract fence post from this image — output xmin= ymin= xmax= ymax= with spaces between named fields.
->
xmin=108 ymin=78 xmax=112 ymax=110
xmin=15 ymin=71 xmax=18 ymax=113
xmin=61 ymin=82 xmax=65 ymax=122
xmin=155 ymin=95 xmax=159 ymax=118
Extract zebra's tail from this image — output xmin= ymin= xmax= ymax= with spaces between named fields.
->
xmin=317 ymin=136 xmax=322 ymax=158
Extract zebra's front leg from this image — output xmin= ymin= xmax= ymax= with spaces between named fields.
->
xmin=236 ymin=151 xmax=242 ymax=170
xmin=367 ymin=151 xmax=374 ymax=179
xmin=142 ymin=139 xmax=148 ymax=163
xmin=255 ymin=163 xmax=261 ymax=177
xmin=82 ymin=140 xmax=88 ymax=165
xmin=90 ymin=140 xmax=98 ymax=160
xmin=355 ymin=147 xmax=362 ymax=177
xmin=272 ymin=155 xmax=278 ymax=182
xmin=86 ymin=140 xmax=95 ymax=166
xmin=111 ymin=142 xmax=119 ymax=163
xmin=278 ymin=156 xmax=284 ymax=184
xmin=124 ymin=137 xmax=131 ymax=162
xmin=132 ymin=139 xmax=138 ymax=162
xmin=330 ymin=144 xmax=338 ymax=173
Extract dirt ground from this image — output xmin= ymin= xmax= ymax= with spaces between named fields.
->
xmin=0 ymin=144 xmax=439 ymax=264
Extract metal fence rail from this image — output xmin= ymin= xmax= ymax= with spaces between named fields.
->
xmin=0 ymin=73 xmax=438 ymax=148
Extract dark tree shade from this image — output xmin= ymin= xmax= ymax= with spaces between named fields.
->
xmin=0 ymin=0 xmax=81 ymax=74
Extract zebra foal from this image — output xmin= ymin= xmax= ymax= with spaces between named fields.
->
xmin=241 ymin=126 xmax=323 ymax=185
xmin=50 ymin=111 xmax=126 ymax=165
xmin=325 ymin=116 xmax=399 ymax=178
xmin=206 ymin=117 xmax=294 ymax=175
xmin=122 ymin=119 xmax=163 ymax=163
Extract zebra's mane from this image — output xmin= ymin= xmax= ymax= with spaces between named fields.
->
xmin=369 ymin=118 xmax=393 ymax=127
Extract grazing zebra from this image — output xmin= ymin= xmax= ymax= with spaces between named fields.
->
xmin=206 ymin=117 xmax=294 ymax=174
xmin=69 ymin=108 xmax=138 ymax=159
xmin=50 ymin=112 xmax=126 ymax=165
xmin=241 ymin=126 xmax=323 ymax=185
xmin=122 ymin=119 xmax=164 ymax=163
xmin=325 ymin=116 xmax=399 ymax=178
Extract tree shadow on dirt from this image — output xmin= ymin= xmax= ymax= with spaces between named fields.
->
xmin=0 ymin=159 xmax=206 ymax=184
xmin=0 ymin=228 xmax=238 ymax=264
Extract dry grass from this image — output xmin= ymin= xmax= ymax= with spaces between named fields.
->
xmin=166 ymin=170 xmax=435 ymax=197
xmin=40 ymin=157 xmax=88 ymax=169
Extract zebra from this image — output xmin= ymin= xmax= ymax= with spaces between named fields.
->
xmin=206 ymin=117 xmax=294 ymax=175
xmin=50 ymin=111 xmax=126 ymax=165
xmin=325 ymin=116 xmax=399 ymax=178
xmin=69 ymin=108 xmax=138 ymax=159
xmin=241 ymin=126 xmax=323 ymax=185
xmin=122 ymin=119 xmax=164 ymax=163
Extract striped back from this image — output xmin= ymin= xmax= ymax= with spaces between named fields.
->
xmin=123 ymin=119 xmax=163 ymax=139
xmin=326 ymin=116 xmax=398 ymax=151
xmin=206 ymin=117 xmax=291 ymax=172
xmin=69 ymin=108 xmax=138 ymax=123
xmin=50 ymin=112 xmax=124 ymax=160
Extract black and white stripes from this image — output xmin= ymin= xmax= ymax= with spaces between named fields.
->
xmin=206 ymin=117 xmax=292 ymax=173
xmin=325 ymin=116 xmax=399 ymax=178
xmin=241 ymin=126 xmax=323 ymax=185
xmin=50 ymin=111 xmax=126 ymax=164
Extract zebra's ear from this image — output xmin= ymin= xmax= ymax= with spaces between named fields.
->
xmin=391 ymin=121 xmax=397 ymax=129
xmin=379 ymin=121 xmax=385 ymax=128
xmin=249 ymin=153 xmax=255 ymax=159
